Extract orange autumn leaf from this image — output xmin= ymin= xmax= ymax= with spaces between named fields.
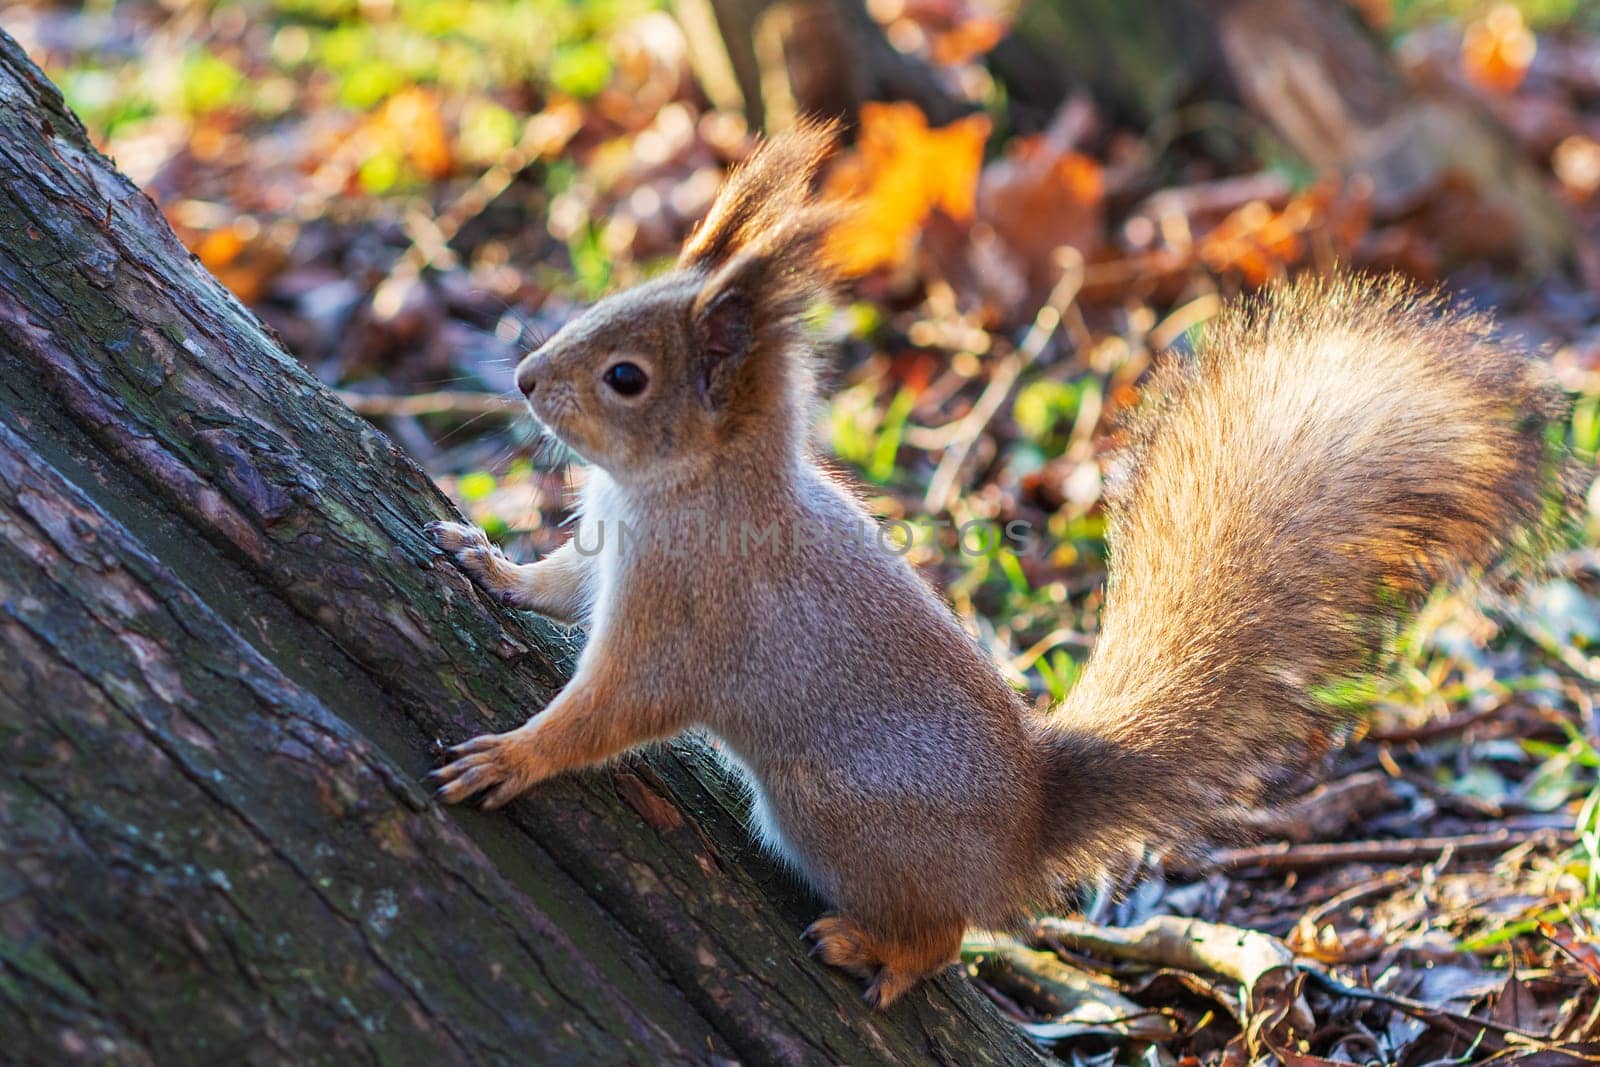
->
xmin=1197 ymin=182 xmax=1365 ymax=286
xmin=824 ymin=103 xmax=990 ymax=276
xmin=192 ymin=219 xmax=283 ymax=304
xmin=196 ymin=225 xmax=246 ymax=271
xmin=930 ymin=16 xmax=1005 ymax=66
xmin=1462 ymin=4 xmax=1536 ymax=94
xmin=378 ymin=87 xmax=454 ymax=179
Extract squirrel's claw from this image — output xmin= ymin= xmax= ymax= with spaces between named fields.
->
xmin=427 ymin=519 xmax=490 ymax=557
xmin=803 ymin=915 xmax=877 ymax=977
xmin=862 ymin=969 xmax=918 ymax=1011
xmin=432 ymin=729 xmax=542 ymax=808
xmin=435 ymin=764 xmax=494 ymax=804
xmin=448 ymin=734 xmax=500 ymax=757
xmin=426 ymin=521 xmax=531 ymax=607
xmin=804 ymin=913 xmax=959 ymax=1010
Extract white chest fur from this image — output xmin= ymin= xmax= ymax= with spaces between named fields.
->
xmin=575 ymin=469 xmax=632 ymax=635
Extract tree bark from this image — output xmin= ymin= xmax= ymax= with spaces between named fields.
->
xmin=0 ymin=30 xmax=1042 ymax=1066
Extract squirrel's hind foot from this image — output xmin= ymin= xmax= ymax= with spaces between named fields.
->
xmin=803 ymin=914 xmax=962 ymax=1010
xmin=431 ymin=729 xmax=545 ymax=809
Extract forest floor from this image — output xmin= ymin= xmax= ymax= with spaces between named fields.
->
xmin=8 ymin=0 xmax=1600 ymax=1061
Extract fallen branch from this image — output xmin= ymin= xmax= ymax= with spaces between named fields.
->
xmin=1367 ymin=700 xmax=1523 ymax=744
xmin=1240 ymin=769 xmax=1402 ymax=843
xmin=963 ymin=935 xmax=1179 ymax=1043
xmin=1188 ymin=827 xmax=1575 ymax=875
xmin=1031 ymin=915 xmax=1314 ymax=1033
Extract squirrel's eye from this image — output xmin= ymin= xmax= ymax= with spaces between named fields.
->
xmin=603 ymin=362 xmax=648 ymax=397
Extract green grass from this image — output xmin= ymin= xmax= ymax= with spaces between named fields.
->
xmin=1390 ymin=0 xmax=1600 ymax=31
xmin=51 ymin=0 xmax=658 ymax=137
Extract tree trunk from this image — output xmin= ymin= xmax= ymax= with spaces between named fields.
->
xmin=0 ymin=31 xmax=1042 ymax=1066
xmin=674 ymin=0 xmax=973 ymax=129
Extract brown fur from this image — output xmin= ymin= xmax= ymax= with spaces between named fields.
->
xmin=1037 ymin=278 xmax=1566 ymax=883
xmin=427 ymin=126 xmax=1566 ymax=1009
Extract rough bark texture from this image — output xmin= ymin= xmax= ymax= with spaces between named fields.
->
xmin=0 ymin=31 xmax=1042 ymax=1066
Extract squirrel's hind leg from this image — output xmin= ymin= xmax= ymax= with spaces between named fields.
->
xmin=804 ymin=914 xmax=963 ymax=1009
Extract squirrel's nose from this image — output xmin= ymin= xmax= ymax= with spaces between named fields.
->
xmin=515 ymin=357 xmax=538 ymax=396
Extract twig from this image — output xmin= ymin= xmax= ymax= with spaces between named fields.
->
xmin=1031 ymin=915 xmax=1314 ymax=1032
xmin=1134 ymin=170 xmax=1294 ymax=225
xmin=393 ymin=104 xmax=583 ymax=278
xmin=1008 ymin=627 xmax=1094 ymax=676
xmin=337 ymin=390 xmax=524 ymax=419
xmin=1496 ymin=599 xmax=1600 ymax=686
xmin=1304 ymin=970 xmax=1578 ymax=1048
xmin=1368 ymin=700 xmax=1521 ymax=743
xmin=922 ymin=248 xmax=1084 ymax=513
xmin=963 ymin=935 xmax=1179 ymax=1042
xmin=1188 ymin=827 xmax=1575 ymax=876
xmin=1299 ymin=866 xmax=1428 ymax=930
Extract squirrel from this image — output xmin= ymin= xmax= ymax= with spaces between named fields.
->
xmin=426 ymin=121 xmax=1565 ymax=1009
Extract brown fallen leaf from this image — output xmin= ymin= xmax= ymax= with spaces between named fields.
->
xmin=975 ymin=108 xmax=1104 ymax=310
xmin=377 ymin=87 xmax=454 ymax=180
xmin=1540 ymin=920 xmax=1600 ymax=986
xmin=1490 ymin=962 xmax=1539 ymax=1032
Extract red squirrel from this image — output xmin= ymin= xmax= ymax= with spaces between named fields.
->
xmin=427 ymin=122 xmax=1564 ymax=1008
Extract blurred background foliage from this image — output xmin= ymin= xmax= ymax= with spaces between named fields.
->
xmin=8 ymin=0 xmax=1600 ymax=1058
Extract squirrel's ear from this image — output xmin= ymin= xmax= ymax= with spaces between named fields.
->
xmin=683 ymin=119 xmax=848 ymax=409
xmin=688 ymin=203 xmax=842 ymax=407
xmin=680 ymin=117 xmax=839 ymax=270
xmin=689 ymin=252 xmax=761 ymax=407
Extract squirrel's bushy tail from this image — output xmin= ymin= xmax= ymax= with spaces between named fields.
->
xmin=1041 ymin=274 xmax=1568 ymax=880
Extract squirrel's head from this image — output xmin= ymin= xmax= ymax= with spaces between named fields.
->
xmin=514 ymin=119 xmax=843 ymax=488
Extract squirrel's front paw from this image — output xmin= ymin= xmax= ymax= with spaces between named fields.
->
xmin=430 ymin=728 xmax=547 ymax=810
xmin=427 ymin=520 xmax=520 ymax=600
xmin=427 ymin=519 xmax=487 ymax=553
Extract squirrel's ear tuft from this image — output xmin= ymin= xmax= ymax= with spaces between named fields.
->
xmin=688 ymin=202 xmax=836 ymax=406
xmin=683 ymin=119 xmax=847 ymax=408
xmin=679 ymin=117 xmax=840 ymax=271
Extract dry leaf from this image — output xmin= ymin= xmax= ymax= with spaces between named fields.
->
xmin=377 ymin=87 xmax=454 ymax=179
xmin=824 ymin=102 xmax=990 ymax=276
xmin=1462 ymin=4 xmax=1537 ymax=95
xmin=977 ymin=129 xmax=1104 ymax=300
xmin=191 ymin=218 xmax=284 ymax=304
xmin=930 ymin=16 xmax=1005 ymax=66
xmin=1198 ymin=181 xmax=1366 ymax=285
